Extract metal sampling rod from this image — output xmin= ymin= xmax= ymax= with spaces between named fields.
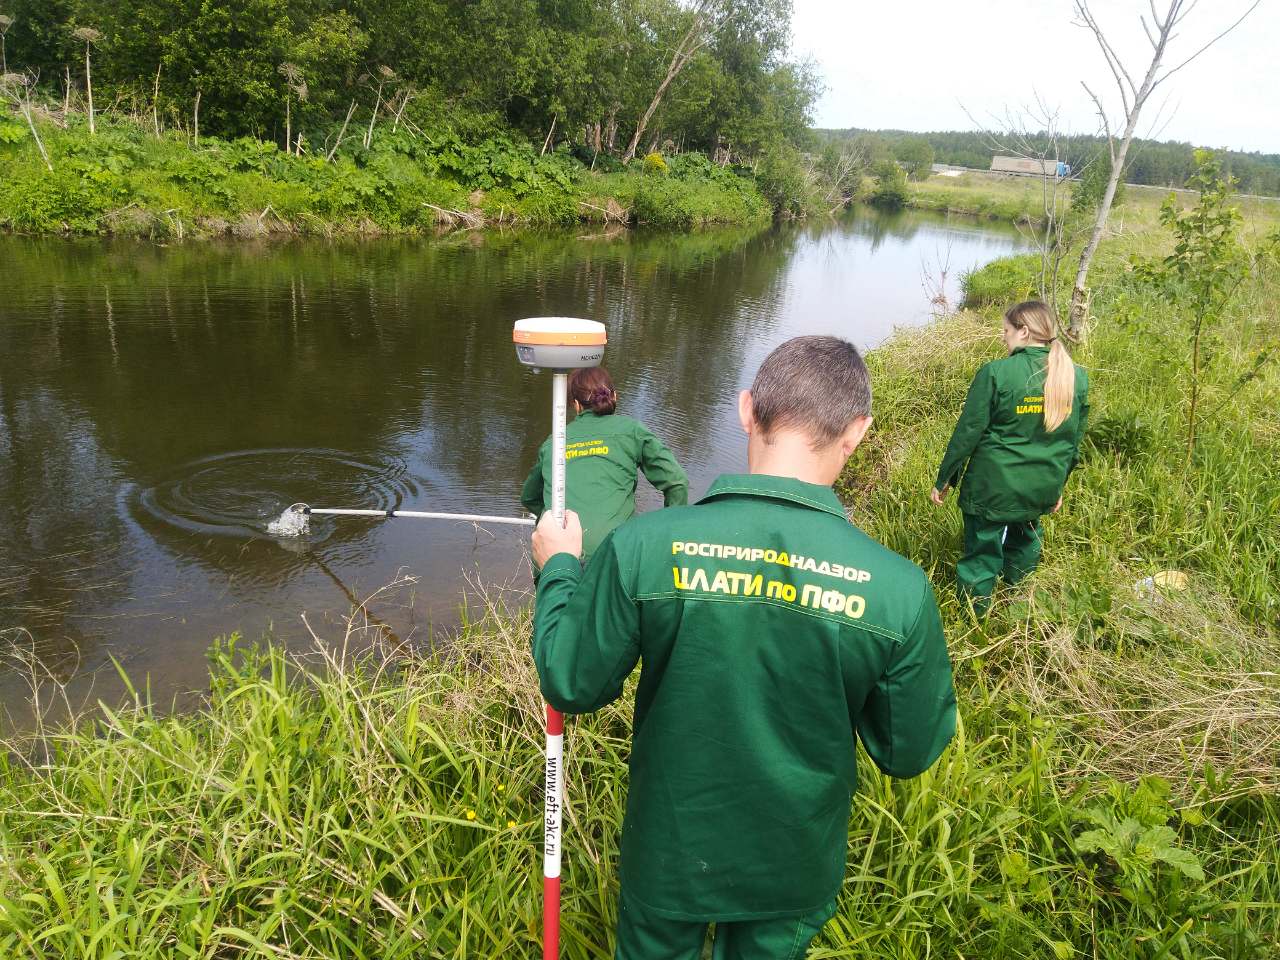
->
xmin=298 ymin=505 xmax=535 ymax=526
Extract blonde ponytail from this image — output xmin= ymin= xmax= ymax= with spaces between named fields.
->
xmin=1004 ymin=300 xmax=1075 ymax=432
xmin=1042 ymin=340 xmax=1074 ymax=432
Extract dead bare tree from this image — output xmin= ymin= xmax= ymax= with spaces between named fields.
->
xmin=623 ymin=0 xmax=721 ymax=164
xmin=362 ymin=65 xmax=396 ymax=149
xmin=1067 ymin=0 xmax=1262 ymax=338
xmin=1 ymin=71 xmax=53 ymax=170
xmin=964 ymin=99 xmax=1092 ymax=319
xmin=326 ymin=97 xmax=357 ymax=161
xmin=821 ymin=140 xmax=869 ymax=214
xmin=921 ymin=238 xmax=955 ymax=319
xmin=278 ymin=62 xmax=307 ymax=154
xmin=390 ymin=84 xmax=416 ymax=133
xmin=0 ymin=15 xmax=14 ymax=75
xmin=151 ymin=61 xmax=161 ymax=137
xmin=541 ymin=113 xmax=557 ymax=156
xmin=72 ymin=26 xmax=101 ymax=135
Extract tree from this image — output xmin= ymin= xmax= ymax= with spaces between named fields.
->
xmin=623 ymin=0 xmax=718 ymax=164
xmin=289 ymin=10 xmax=369 ymax=140
xmin=963 ymin=100 xmax=1089 ymax=317
xmin=1070 ymin=148 xmax=1124 ymax=215
xmin=157 ymin=0 xmax=295 ymax=138
xmin=817 ymin=137 xmax=869 ymax=212
xmin=893 ymin=135 xmax=933 ymax=181
xmin=1068 ymin=0 xmax=1261 ymax=338
xmin=1135 ymin=151 xmax=1246 ymax=465
xmin=72 ymin=24 xmax=100 ymax=134
xmin=868 ymin=160 xmax=907 ymax=207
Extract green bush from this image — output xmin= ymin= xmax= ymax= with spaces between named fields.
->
xmin=961 ymin=253 xmax=1040 ymax=307
xmin=641 ymin=151 xmax=668 ymax=176
xmin=0 ymin=159 xmax=129 ymax=232
xmin=754 ymin=143 xmax=814 ymax=219
xmin=869 ymin=160 xmax=909 ymax=207
xmin=0 ymin=119 xmax=29 ymax=144
xmin=1071 ymin=150 xmax=1125 ymax=214
xmin=630 ymin=173 xmax=768 ymax=228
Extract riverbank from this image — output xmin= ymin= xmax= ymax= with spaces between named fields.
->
xmin=1 ymin=193 xmax=1278 ymax=957
xmin=0 ymin=113 xmax=772 ymax=239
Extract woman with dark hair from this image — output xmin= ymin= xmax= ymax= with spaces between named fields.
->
xmin=522 ymin=366 xmax=688 ymax=565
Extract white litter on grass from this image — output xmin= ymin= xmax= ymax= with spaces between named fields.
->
xmin=1135 ymin=570 xmax=1189 ymax=596
xmin=268 ymin=505 xmax=310 ymax=538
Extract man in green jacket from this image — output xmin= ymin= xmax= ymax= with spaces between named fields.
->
xmin=532 ymin=336 xmax=957 ymax=960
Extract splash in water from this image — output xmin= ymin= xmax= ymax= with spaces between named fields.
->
xmin=268 ymin=504 xmax=311 ymax=538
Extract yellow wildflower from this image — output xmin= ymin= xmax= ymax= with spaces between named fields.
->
xmin=465 ymin=809 xmax=477 ymax=821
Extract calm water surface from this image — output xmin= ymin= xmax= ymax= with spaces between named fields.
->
xmin=0 ymin=207 xmax=1029 ymax=722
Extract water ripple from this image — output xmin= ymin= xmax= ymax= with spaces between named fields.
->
xmin=125 ymin=448 xmax=421 ymax=540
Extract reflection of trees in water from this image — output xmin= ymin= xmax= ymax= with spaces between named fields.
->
xmin=834 ymin=206 xmax=1025 ymax=254
xmin=593 ymin=228 xmax=801 ymax=461
xmin=0 ymin=377 xmax=128 ymax=681
xmin=844 ymin=206 xmax=925 ymax=253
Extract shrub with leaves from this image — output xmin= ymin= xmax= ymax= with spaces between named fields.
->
xmin=1134 ymin=150 xmax=1247 ymax=464
xmin=641 ymin=151 xmax=667 ymax=176
xmin=961 ymin=253 xmax=1039 ymax=307
xmin=868 ymin=159 xmax=908 ymax=207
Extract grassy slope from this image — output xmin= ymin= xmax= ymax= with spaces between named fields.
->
xmin=0 ymin=112 xmax=771 ymax=239
xmin=906 ymin=170 xmax=1280 ymax=226
xmin=1 ymin=192 xmax=1278 ymax=958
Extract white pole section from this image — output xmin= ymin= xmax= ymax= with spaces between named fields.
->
xmin=551 ymin=372 xmax=568 ymax=524
xmin=304 ymin=507 xmax=534 ymax=526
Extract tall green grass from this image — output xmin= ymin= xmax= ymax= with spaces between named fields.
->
xmin=3 ymin=607 xmax=1276 ymax=958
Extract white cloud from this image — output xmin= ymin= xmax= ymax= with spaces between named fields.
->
xmin=792 ymin=0 xmax=1279 ymax=153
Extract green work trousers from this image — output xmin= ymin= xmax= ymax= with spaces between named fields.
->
xmin=958 ymin=513 xmax=1043 ymax=607
xmin=615 ymin=892 xmax=837 ymax=960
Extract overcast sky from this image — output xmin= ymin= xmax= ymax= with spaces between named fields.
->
xmin=791 ymin=0 xmax=1279 ymax=154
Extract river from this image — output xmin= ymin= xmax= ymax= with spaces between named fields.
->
xmin=0 ymin=206 xmax=1029 ymax=723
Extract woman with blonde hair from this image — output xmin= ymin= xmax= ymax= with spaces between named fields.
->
xmin=930 ymin=300 xmax=1089 ymax=611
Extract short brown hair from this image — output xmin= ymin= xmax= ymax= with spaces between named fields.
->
xmin=569 ymin=367 xmax=617 ymax=415
xmin=749 ymin=336 xmax=871 ymax=447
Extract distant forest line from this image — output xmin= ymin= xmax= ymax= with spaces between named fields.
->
xmin=816 ymin=128 xmax=1280 ymax=198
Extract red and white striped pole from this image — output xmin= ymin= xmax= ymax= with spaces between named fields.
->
xmin=544 ymin=370 xmax=568 ymax=960
xmin=513 ymin=318 xmax=607 ymax=960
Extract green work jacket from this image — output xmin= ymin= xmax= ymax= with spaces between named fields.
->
xmin=935 ymin=346 xmax=1090 ymax=523
xmin=533 ymin=473 xmax=957 ymax=921
xmin=521 ymin=411 xmax=688 ymax=564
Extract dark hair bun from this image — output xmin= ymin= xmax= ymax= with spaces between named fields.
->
xmin=569 ymin=366 xmax=618 ymax=414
